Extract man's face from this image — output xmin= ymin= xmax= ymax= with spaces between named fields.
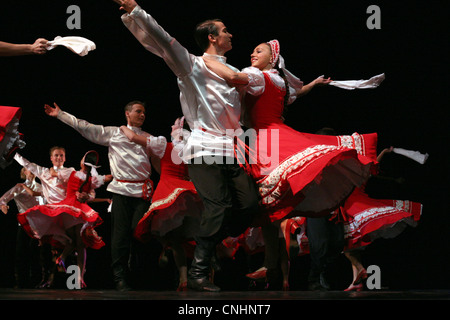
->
xmin=50 ymin=149 xmax=66 ymax=168
xmin=126 ymin=104 xmax=146 ymax=127
xmin=212 ymin=21 xmax=233 ymax=53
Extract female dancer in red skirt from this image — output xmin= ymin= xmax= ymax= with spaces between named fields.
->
xmin=242 ymin=144 xmax=422 ymax=291
xmin=204 ymin=39 xmax=378 ymax=288
xmin=121 ymin=118 xmax=203 ymax=291
xmin=17 ymin=150 xmax=112 ymax=288
xmin=204 ymin=40 xmax=377 ymax=222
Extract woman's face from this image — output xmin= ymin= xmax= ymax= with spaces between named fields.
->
xmin=250 ymin=43 xmax=272 ymax=71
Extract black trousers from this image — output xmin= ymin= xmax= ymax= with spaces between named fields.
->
xmin=306 ymin=216 xmax=344 ymax=281
xmin=15 ymin=227 xmax=41 ymax=288
xmin=187 ymin=156 xmax=259 ymax=279
xmin=187 ymin=156 xmax=259 ymax=238
xmin=110 ymin=193 xmax=149 ymax=283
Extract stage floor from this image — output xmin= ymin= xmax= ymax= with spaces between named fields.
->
xmin=0 ymin=288 xmax=448 ymax=300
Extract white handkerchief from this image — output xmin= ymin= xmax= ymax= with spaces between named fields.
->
xmin=328 ymin=73 xmax=385 ymax=90
xmin=47 ymin=36 xmax=96 ymax=56
xmin=392 ymin=147 xmax=429 ymax=164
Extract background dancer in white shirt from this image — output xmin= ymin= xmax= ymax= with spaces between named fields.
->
xmin=0 ymin=168 xmax=44 ymax=288
xmin=44 ymin=101 xmax=166 ymax=291
xmin=113 ymin=0 xmax=259 ymax=292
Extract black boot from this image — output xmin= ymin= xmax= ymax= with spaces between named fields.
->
xmin=113 ymin=265 xmax=131 ymax=291
xmin=187 ymin=239 xmax=221 ymax=292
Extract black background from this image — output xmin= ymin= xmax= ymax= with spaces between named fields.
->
xmin=1 ymin=1 xmax=449 ymax=291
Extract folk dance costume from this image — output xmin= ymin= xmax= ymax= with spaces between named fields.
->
xmin=54 ymin=109 xmax=166 ymax=288
xmin=14 ymin=153 xmax=74 ymax=204
xmin=244 ymin=190 xmax=422 ymax=287
xmin=17 ymin=167 xmax=107 ymax=249
xmin=239 ymin=64 xmax=376 ymax=221
xmin=341 ymin=188 xmax=422 ymax=250
xmin=0 ymin=106 xmax=26 ymax=168
xmin=0 ymin=177 xmax=44 ymax=214
xmin=280 ymin=134 xmax=423 ymax=255
xmin=120 ymin=5 xmax=259 ymax=291
xmin=280 ymin=191 xmax=422 ymax=252
xmin=55 ymin=110 xmax=165 ymax=201
xmin=0 ymin=175 xmax=44 ymax=288
xmin=13 ymin=152 xmax=75 ymax=287
xmin=134 ymin=142 xmax=203 ymax=243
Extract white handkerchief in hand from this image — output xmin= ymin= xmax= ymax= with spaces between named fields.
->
xmin=392 ymin=147 xmax=429 ymax=164
xmin=329 ymin=73 xmax=385 ymax=90
xmin=47 ymin=36 xmax=96 ymax=56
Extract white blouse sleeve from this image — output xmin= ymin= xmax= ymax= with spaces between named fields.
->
xmin=57 ymin=167 xmax=75 ymax=182
xmin=90 ymin=175 xmax=105 ymax=189
xmin=287 ymin=85 xmax=298 ymax=105
xmin=146 ymin=136 xmax=167 ymax=159
xmin=242 ymin=67 xmax=266 ymax=96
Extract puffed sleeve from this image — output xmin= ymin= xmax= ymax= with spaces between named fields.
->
xmin=241 ymin=67 xmax=266 ymax=96
xmin=90 ymin=175 xmax=105 ymax=190
xmin=146 ymin=136 xmax=167 ymax=159
xmin=287 ymin=85 xmax=298 ymax=105
xmin=57 ymin=167 xmax=75 ymax=182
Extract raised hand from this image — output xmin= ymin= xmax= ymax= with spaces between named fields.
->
xmin=44 ymin=102 xmax=61 ymax=117
xmin=113 ymin=0 xmax=138 ymax=13
xmin=314 ymin=75 xmax=333 ymax=86
xmin=171 ymin=116 xmax=185 ymax=142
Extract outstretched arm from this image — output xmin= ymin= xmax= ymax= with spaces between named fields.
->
xmin=45 ymin=102 xmax=114 ymax=147
xmin=113 ymin=0 xmax=137 ymax=13
xmin=377 ymin=146 xmax=394 ymax=162
xmin=44 ymin=102 xmax=61 ymax=117
xmin=0 ymin=38 xmax=48 ymax=56
xmin=14 ymin=153 xmax=46 ymax=179
xmin=115 ymin=0 xmax=192 ymax=78
xmin=295 ymin=76 xmax=332 ymax=97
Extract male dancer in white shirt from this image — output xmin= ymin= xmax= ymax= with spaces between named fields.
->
xmin=114 ymin=0 xmax=259 ymax=292
xmin=14 ymin=146 xmax=75 ymax=288
xmin=14 ymin=147 xmax=74 ymax=205
xmin=44 ymin=101 xmax=166 ymax=291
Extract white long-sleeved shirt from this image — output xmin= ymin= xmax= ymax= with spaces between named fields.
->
xmin=0 ymin=178 xmax=44 ymax=213
xmin=14 ymin=153 xmax=74 ymax=204
xmin=56 ymin=110 xmax=166 ymax=198
xmin=121 ymin=6 xmax=250 ymax=162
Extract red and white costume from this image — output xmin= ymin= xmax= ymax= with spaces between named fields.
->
xmin=17 ymin=170 xmax=106 ymax=249
xmin=240 ymin=66 xmax=376 ymax=222
xmin=281 ymin=134 xmax=423 ymax=254
xmin=0 ymin=106 xmax=26 ymax=168
xmin=341 ymin=186 xmax=422 ymax=250
xmin=134 ymin=142 xmax=203 ymax=242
